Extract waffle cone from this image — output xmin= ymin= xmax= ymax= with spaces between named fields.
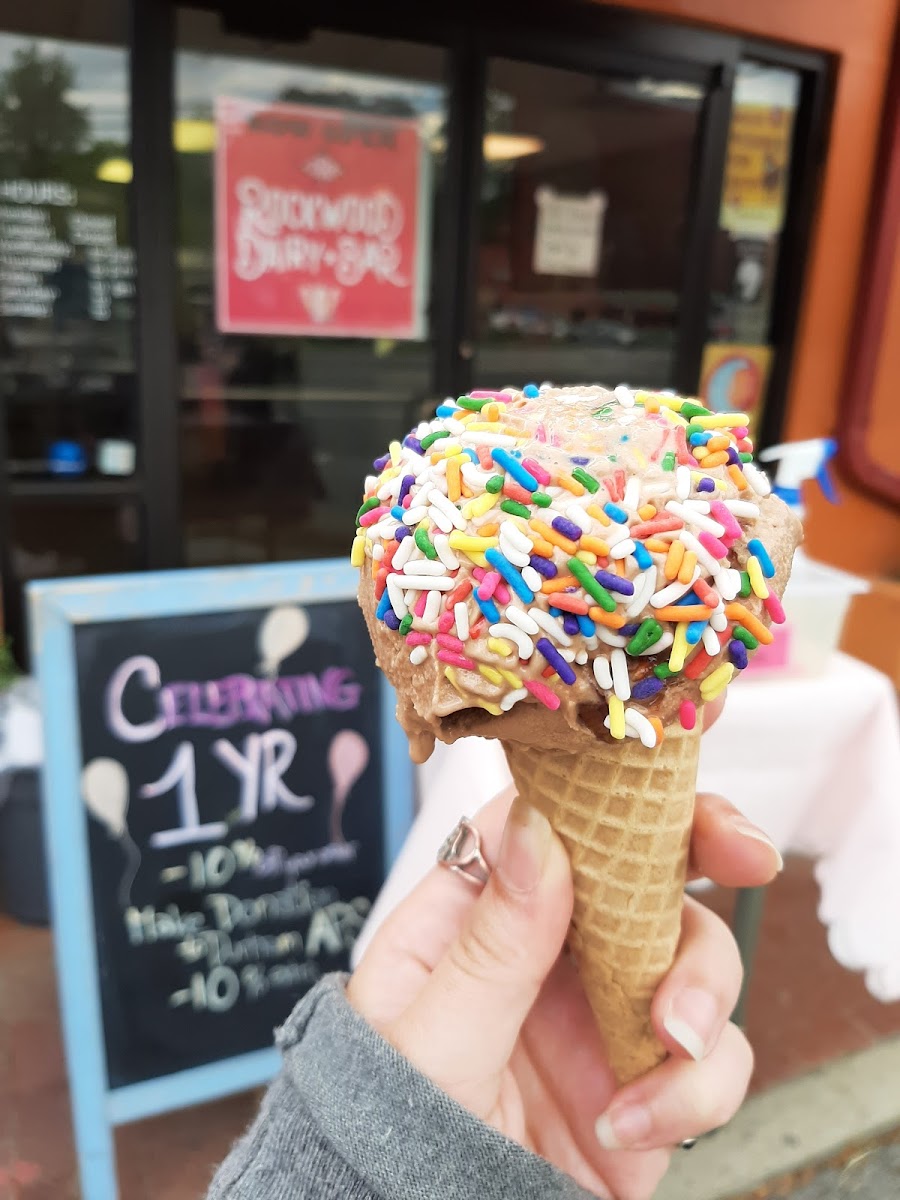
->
xmin=503 ymin=723 xmax=701 ymax=1084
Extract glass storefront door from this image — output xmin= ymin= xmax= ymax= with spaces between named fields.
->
xmin=0 ymin=3 xmax=828 ymax=658
xmin=174 ymin=14 xmax=446 ymax=566
xmin=170 ymin=10 xmax=726 ymax=574
xmin=474 ymin=58 xmax=704 ymax=393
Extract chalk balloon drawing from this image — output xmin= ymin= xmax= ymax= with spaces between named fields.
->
xmin=258 ymin=605 xmax=310 ymax=677
xmin=327 ymin=729 xmax=370 ymax=844
xmin=82 ymin=757 xmax=129 ymax=835
xmin=81 ymin=757 xmax=141 ymax=906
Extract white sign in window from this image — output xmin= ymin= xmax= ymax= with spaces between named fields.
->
xmin=532 ymin=187 xmax=607 ymax=278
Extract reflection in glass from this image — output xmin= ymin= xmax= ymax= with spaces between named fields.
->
xmin=0 ymin=33 xmax=136 ymax=478
xmin=6 ymin=499 xmax=141 ymax=659
xmin=175 ymin=20 xmax=446 ymax=567
xmin=474 ymin=61 xmax=703 ymax=392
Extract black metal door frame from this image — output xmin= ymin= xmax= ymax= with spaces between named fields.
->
xmin=128 ymin=0 xmax=831 ymax=578
xmin=131 ymin=0 xmax=180 ymax=569
xmin=453 ymin=18 xmax=741 ymax=400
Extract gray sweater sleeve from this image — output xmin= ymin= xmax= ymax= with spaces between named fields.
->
xmin=206 ymin=972 xmax=599 ymax=1200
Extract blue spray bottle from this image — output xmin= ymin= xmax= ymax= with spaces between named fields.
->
xmin=756 ymin=438 xmax=867 ymax=672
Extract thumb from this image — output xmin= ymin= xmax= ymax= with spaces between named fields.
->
xmin=388 ymin=798 xmax=573 ymax=1103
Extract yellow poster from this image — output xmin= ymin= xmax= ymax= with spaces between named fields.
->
xmin=699 ymin=343 xmax=773 ymax=438
xmin=720 ymin=103 xmax=794 ymax=237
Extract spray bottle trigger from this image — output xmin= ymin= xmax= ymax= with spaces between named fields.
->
xmin=816 ymin=437 xmax=839 ymax=504
xmin=817 ymin=462 xmax=839 ymax=504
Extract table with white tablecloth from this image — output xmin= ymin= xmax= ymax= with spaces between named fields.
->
xmin=355 ymin=653 xmax=900 ymax=1003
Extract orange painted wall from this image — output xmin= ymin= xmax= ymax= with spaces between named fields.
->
xmin=610 ymin=0 xmax=900 ymax=577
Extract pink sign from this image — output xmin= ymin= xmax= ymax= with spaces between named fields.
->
xmin=215 ymin=97 xmax=426 ymax=338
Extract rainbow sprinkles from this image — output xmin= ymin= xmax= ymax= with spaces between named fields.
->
xmin=352 ymin=383 xmax=789 ymax=750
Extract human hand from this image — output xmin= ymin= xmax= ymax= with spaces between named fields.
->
xmin=348 ymin=699 xmax=782 ymax=1200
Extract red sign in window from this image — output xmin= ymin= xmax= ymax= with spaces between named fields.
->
xmin=215 ymin=97 xmax=426 ymax=338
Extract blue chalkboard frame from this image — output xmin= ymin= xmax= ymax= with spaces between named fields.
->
xmin=28 ymin=560 xmax=414 ymax=1200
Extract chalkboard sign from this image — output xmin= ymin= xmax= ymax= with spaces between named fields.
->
xmin=29 ymin=562 xmax=412 ymax=1200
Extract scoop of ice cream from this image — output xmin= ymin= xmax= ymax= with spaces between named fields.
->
xmin=353 ymin=383 xmax=802 ymax=763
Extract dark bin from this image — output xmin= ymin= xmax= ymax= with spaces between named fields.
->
xmin=0 ymin=771 xmax=50 ymax=926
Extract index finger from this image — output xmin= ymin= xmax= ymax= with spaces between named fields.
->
xmin=351 ymin=790 xmax=514 ymax=1022
xmin=688 ymin=792 xmax=783 ymax=886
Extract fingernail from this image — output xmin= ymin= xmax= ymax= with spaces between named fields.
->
xmin=663 ymin=987 xmax=720 ymax=1060
xmin=595 ymin=1103 xmax=652 ymax=1150
xmin=497 ymin=800 xmax=551 ymax=894
xmin=732 ymin=817 xmax=784 ymax=872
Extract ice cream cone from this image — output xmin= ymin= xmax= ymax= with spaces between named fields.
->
xmin=354 ymin=382 xmax=801 ymax=1081
xmin=503 ymin=722 xmax=701 ymax=1084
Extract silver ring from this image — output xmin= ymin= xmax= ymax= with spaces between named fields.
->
xmin=437 ymin=817 xmax=491 ymax=886
xmin=680 ymin=1138 xmax=698 ymax=1150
